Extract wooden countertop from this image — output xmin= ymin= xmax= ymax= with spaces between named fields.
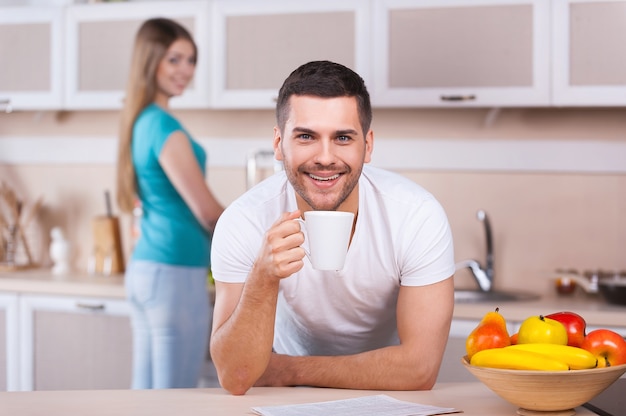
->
xmin=0 ymin=268 xmax=126 ymax=299
xmin=0 ymin=384 xmax=599 ymax=416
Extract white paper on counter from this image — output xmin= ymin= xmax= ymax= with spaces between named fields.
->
xmin=251 ymin=394 xmax=462 ymax=416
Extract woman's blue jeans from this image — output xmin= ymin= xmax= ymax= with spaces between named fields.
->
xmin=125 ymin=260 xmax=210 ymax=389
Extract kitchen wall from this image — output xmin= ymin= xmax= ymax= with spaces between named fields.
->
xmin=1 ymin=107 xmax=625 ymax=296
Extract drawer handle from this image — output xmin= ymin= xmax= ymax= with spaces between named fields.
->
xmin=440 ymin=94 xmax=476 ymax=102
xmin=76 ymin=302 xmax=106 ymax=311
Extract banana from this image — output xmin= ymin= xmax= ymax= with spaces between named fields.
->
xmin=506 ymin=343 xmax=597 ymax=370
xmin=470 ymin=348 xmax=569 ymax=371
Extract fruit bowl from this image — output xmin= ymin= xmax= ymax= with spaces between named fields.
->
xmin=462 ymin=356 xmax=626 ymax=415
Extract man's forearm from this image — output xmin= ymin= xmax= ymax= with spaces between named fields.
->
xmin=210 ymin=277 xmax=280 ymax=395
xmin=252 ymin=278 xmax=454 ymax=392
xmin=256 ymin=344 xmax=443 ymax=391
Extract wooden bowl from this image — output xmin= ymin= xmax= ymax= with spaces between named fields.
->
xmin=462 ymin=356 xmax=626 ymax=415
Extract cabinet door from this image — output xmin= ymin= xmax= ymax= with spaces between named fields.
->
xmin=372 ymin=0 xmax=550 ymax=107
xmin=64 ymin=0 xmax=210 ymax=110
xmin=210 ymin=0 xmax=371 ymax=109
xmin=19 ymin=295 xmax=132 ymax=391
xmin=0 ymin=293 xmax=19 ymax=391
xmin=438 ymin=318 xmax=520 ymax=383
xmin=438 ymin=319 xmax=480 ymax=383
xmin=0 ymin=6 xmax=63 ymax=111
xmin=552 ymin=0 xmax=626 ymax=106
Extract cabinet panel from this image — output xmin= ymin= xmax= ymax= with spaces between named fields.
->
xmin=64 ymin=1 xmax=210 ymax=110
xmin=0 ymin=23 xmax=50 ymax=91
xmin=0 ymin=6 xmax=63 ymax=110
xmin=77 ymin=20 xmax=142 ymax=92
xmin=19 ymin=295 xmax=131 ymax=391
xmin=438 ymin=319 xmax=478 ymax=383
xmin=0 ymin=293 xmax=19 ymax=391
xmin=210 ymin=0 xmax=370 ymax=108
xmin=0 ymin=309 xmax=5 ymax=391
xmin=388 ymin=5 xmax=532 ymax=88
xmin=372 ymin=0 xmax=550 ymax=107
xmin=33 ymin=309 xmax=131 ymax=390
xmin=552 ymin=0 xmax=626 ymax=105
xmin=438 ymin=318 xmax=520 ymax=383
xmin=438 ymin=336 xmax=478 ymax=383
xmin=225 ymin=12 xmax=355 ymax=90
xmin=569 ymin=2 xmax=626 ymax=86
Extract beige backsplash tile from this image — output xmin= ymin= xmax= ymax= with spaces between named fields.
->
xmin=2 ymin=163 xmax=624 ymax=297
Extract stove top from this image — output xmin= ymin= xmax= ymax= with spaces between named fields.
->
xmin=583 ymin=378 xmax=626 ymax=416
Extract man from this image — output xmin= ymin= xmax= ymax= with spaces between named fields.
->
xmin=210 ymin=61 xmax=455 ymax=396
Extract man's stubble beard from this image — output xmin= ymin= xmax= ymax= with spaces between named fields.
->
xmin=282 ymin=158 xmax=362 ymax=211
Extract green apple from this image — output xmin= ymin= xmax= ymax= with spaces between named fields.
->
xmin=517 ymin=315 xmax=568 ymax=345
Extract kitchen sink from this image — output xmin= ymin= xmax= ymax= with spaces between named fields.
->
xmin=454 ymin=289 xmax=540 ymax=303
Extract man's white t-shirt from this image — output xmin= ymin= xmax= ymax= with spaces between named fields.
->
xmin=211 ymin=166 xmax=454 ymax=356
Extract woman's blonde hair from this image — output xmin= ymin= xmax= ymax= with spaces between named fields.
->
xmin=116 ymin=18 xmax=197 ymax=213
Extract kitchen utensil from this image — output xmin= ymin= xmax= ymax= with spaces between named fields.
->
xmin=91 ymin=216 xmax=124 ymax=275
xmin=17 ymin=196 xmax=42 ymax=265
xmin=0 ymin=182 xmax=41 ymax=270
xmin=245 ymin=149 xmax=281 ymax=189
xmin=549 ymin=270 xmax=599 ymax=294
xmin=90 ymin=190 xmax=124 ymax=275
xmin=597 ymin=272 xmax=626 ymax=306
xmin=462 ymin=356 xmax=626 ymax=415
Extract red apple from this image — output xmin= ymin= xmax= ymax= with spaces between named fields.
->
xmin=580 ymin=329 xmax=626 ymax=367
xmin=545 ymin=311 xmax=587 ymax=347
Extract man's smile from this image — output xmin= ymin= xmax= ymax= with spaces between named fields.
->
xmin=308 ymin=173 xmax=340 ymax=181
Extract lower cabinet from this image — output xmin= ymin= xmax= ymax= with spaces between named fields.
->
xmin=437 ymin=319 xmax=520 ymax=383
xmin=0 ymin=293 xmax=19 ymax=391
xmin=438 ymin=319 xmax=480 ymax=383
xmin=18 ymin=294 xmax=132 ymax=391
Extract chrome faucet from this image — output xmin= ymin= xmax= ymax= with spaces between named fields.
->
xmin=455 ymin=210 xmax=494 ymax=292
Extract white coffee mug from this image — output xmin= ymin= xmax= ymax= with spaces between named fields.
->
xmin=298 ymin=211 xmax=355 ymax=271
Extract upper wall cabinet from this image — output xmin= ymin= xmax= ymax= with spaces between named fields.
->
xmin=371 ymin=0 xmax=551 ymax=107
xmin=3 ymin=0 xmax=626 ymax=110
xmin=64 ymin=0 xmax=210 ymax=110
xmin=0 ymin=7 xmax=64 ymax=111
xmin=552 ymin=0 xmax=626 ymax=106
xmin=209 ymin=0 xmax=371 ymax=109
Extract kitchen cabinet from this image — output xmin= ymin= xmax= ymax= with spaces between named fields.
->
xmin=0 ymin=294 xmax=19 ymax=391
xmin=371 ymin=0 xmax=551 ymax=107
xmin=64 ymin=0 xmax=211 ymax=110
xmin=552 ymin=0 xmax=626 ymax=106
xmin=4 ymin=0 xmax=626 ymax=110
xmin=0 ymin=6 xmax=64 ymax=111
xmin=438 ymin=319 xmax=481 ymax=383
xmin=438 ymin=318 xmax=521 ymax=383
xmin=209 ymin=0 xmax=371 ymax=108
xmin=18 ymin=294 xmax=132 ymax=391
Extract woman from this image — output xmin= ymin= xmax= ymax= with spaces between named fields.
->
xmin=116 ymin=18 xmax=224 ymax=389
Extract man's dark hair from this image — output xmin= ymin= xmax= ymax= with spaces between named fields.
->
xmin=276 ymin=61 xmax=372 ymax=135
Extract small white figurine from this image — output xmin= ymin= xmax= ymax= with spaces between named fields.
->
xmin=50 ymin=227 xmax=70 ymax=275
